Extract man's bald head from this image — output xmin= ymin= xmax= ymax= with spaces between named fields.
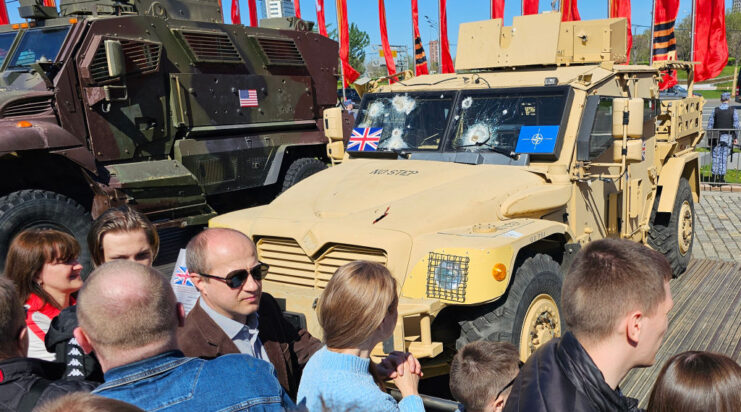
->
xmin=77 ymin=261 xmax=177 ymax=352
xmin=186 ymin=228 xmax=256 ymax=275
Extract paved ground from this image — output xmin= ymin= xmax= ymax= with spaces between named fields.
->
xmin=691 ymin=191 xmax=741 ymax=262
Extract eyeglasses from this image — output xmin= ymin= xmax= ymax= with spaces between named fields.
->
xmin=198 ymin=263 xmax=270 ymax=289
xmin=495 ymin=360 xmax=524 ymax=400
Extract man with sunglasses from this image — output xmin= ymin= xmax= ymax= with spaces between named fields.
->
xmin=177 ymin=228 xmax=322 ymax=399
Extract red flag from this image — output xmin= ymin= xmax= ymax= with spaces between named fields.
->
xmin=439 ymin=0 xmax=454 ymax=73
xmin=653 ymin=0 xmax=679 ymax=89
xmin=379 ymin=0 xmax=396 ymax=81
xmin=492 ymin=0 xmax=504 ymax=19
xmin=0 ymin=0 xmax=8 ymax=25
xmin=231 ymin=0 xmax=241 ymax=24
xmin=412 ymin=0 xmax=429 ymax=75
xmin=522 ymin=0 xmax=538 ymax=15
xmin=294 ymin=0 xmax=301 ymax=18
xmin=337 ymin=0 xmax=360 ymax=87
xmin=248 ymin=0 xmax=257 ymax=26
xmin=694 ymin=0 xmax=728 ymax=82
xmin=609 ymin=0 xmax=632 ymax=63
xmin=561 ymin=0 xmax=580 ymax=21
xmin=43 ymin=0 xmax=55 ymax=7
xmin=316 ymin=0 xmax=327 ymax=36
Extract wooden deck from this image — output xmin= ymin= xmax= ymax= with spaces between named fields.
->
xmin=620 ymin=259 xmax=741 ymax=407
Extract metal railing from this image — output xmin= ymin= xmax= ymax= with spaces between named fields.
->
xmin=699 ymin=129 xmax=740 ymax=185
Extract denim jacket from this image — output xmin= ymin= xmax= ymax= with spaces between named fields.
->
xmin=92 ymin=350 xmax=295 ymax=411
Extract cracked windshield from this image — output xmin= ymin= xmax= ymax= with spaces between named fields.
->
xmin=355 ymin=92 xmax=455 ymax=151
xmin=6 ymin=27 xmax=70 ymax=68
xmin=449 ymin=91 xmax=566 ymax=153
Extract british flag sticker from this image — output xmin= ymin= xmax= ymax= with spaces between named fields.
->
xmin=239 ymin=89 xmax=259 ymax=107
xmin=348 ymin=128 xmax=382 ymax=151
xmin=172 ymin=265 xmax=193 ymax=286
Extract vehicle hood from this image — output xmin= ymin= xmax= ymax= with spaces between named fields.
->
xmin=260 ymin=159 xmax=562 ymax=237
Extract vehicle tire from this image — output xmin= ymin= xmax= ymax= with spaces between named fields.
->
xmin=456 ymin=254 xmax=563 ymax=361
xmin=0 ymin=190 xmax=92 ymax=277
xmin=648 ymin=177 xmax=694 ymax=277
xmin=281 ymin=158 xmax=327 ymax=192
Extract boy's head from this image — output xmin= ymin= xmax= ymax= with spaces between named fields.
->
xmin=450 ymin=341 xmax=521 ymax=412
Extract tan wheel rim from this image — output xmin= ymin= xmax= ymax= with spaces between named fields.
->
xmin=678 ymin=200 xmax=693 ymax=255
xmin=519 ymin=293 xmax=561 ymax=362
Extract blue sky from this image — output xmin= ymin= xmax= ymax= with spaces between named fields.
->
xmin=5 ymin=0 xmax=733 ymax=57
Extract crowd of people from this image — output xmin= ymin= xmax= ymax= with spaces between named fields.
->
xmin=0 ymin=206 xmax=739 ymax=412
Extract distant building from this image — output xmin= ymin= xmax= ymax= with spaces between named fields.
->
xmin=428 ymin=40 xmax=440 ymax=73
xmin=259 ymin=0 xmax=295 ymax=19
xmin=735 ymin=0 xmax=741 ymax=13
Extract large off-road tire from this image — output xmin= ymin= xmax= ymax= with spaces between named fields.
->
xmin=281 ymin=158 xmax=327 ymax=192
xmin=0 ymin=190 xmax=92 ymax=276
xmin=456 ymin=254 xmax=563 ymax=361
xmin=648 ymin=177 xmax=694 ymax=277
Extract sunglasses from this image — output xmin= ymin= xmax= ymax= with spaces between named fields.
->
xmin=495 ymin=360 xmax=525 ymax=399
xmin=199 ymin=263 xmax=270 ymax=289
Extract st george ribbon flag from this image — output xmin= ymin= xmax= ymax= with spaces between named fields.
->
xmin=522 ymin=0 xmax=538 ymax=15
xmin=316 ymin=0 xmax=327 ymax=37
xmin=337 ymin=0 xmax=360 ymax=86
xmin=492 ymin=0 xmax=504 ymax=19
xmin=439 ymin=0 xmax=454 ymax=74
xmin=231 ymin=0 xmax=241 ymax=24
xmin=694 ymin=0 xmax=728 ymax=82
xmin=412 ymin=0 xmax=429 ymax=75
xmin=609 ymin=0 xmax=632 ymax=63
xmin=561 ymin=0 xmax=580 ymax=21
xmin=653 ymin=0 xmax=680 ymax=90
xmin=379 ymin=0 xmax=396 ymax=80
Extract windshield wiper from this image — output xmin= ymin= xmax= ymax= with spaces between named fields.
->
xmin=456 ymin=142 xmax=518 ymax=159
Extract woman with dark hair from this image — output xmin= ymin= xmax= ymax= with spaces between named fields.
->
xmin=4 ymin=229 xmax=83 ymax=361
xmin=648 ymin=351 xmax=741 ymax=412
xmin=297 ymin=261 xmax=424 ymax=412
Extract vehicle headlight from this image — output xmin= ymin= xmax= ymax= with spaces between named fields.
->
xmin=426 ymin=253 xmax=469 ymax=302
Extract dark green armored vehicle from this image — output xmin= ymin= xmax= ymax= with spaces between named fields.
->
xmin=0 ymin=0 xmax=342 ymax=269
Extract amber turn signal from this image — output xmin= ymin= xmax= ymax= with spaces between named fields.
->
xmin=69 ymin=18 xmax=78 ymax=24
xmin=16 ymin=121 xmax=32 ymax=128
xmin=492 ymin=263 xmax=507 ymax=281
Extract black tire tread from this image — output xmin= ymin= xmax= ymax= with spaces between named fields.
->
xmin=456 ymin=254 xmax=562 ymax=352
xmin=647 ymin=178 xmax=693 ymax=277
xmin=281 ymin=158 xmax=327 ymax=193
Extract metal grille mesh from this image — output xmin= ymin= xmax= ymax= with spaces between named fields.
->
xmin=181 ymin=31 xmax=242 ymax=63
xmin=425 ymin=252 xmax=469 ymax=303
xmin=256 ymin=37 xmax=304 ymax=66
xmin=1 ymin=97 xmax=52 ymax=118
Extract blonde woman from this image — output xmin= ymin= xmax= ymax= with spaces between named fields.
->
xmin=297 ymin=261 xmax=424 ymax=412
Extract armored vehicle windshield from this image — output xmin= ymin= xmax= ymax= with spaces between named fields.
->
xmin=0 ymin=32 xmax=17 ymax=66
xmin=353 ymin=87 xmax=569 ymax=159
xmin=5 ymin=26 xmax=70 ymax=68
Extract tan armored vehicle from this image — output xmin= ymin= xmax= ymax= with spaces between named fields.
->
xmin=211 ymin=13 xmax=702 ymax=368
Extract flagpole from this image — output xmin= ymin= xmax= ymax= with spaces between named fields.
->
xmin=336 ymin=0 xmax=346 ymax=102
xmin=650 ymin=0 xmax=655 ymax=65
xmin=690 ymin=0 xmax=696 ymax=62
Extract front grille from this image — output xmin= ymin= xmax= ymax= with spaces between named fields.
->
xmin=1 ymin=97 xmax=52 ymax=118
xmin=255 ymin=37 xmax=305 ymax=66
xmin=180 ymin=31 xmax=242 ymax=63
xmin=257 ymin=237 xmax=387 ymax=289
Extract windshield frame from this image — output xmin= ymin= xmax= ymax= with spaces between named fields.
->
xmin=352 ymin=86 xmax=574 ymax=161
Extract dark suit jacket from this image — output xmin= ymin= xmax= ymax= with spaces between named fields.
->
xmin=176 ymin=293 xmax=322 ymax=399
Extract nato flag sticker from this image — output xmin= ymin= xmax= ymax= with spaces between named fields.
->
xmin=515 ymin=125 xmax=560 ymax=155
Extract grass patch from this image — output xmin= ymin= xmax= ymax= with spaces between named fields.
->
xmin=696 ymin=147 xmax=741 ymax=153
xmin=700 ymin=165 xmax=741 ymax=183
xmin=694 ymin=90 xmax=730 ymax=99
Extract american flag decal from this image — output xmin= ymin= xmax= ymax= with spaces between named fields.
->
xmin=239 ymin=89 xmax=258 ymax=107
xmin=348 ymin=128 xmax=382 ymax=151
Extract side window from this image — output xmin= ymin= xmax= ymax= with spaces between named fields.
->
xmin=589 ymin=97 xmax=614 ymax=159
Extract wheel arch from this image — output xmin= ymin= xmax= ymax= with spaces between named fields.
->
xmin=0 ymin=151 xmax=96 ymax=212
xmin=657 ymin=155 xmax=700 ymax=214
xmin=263 ymin=143 xmax=330 ymax=186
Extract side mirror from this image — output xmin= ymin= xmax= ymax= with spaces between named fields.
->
xmin=323 ymin=107 xmax=345 ymax=162
xmin=104 ymin=40 xmax=125 ymax=78
xmin=612 ymin=98 xmax=644 ymax=139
